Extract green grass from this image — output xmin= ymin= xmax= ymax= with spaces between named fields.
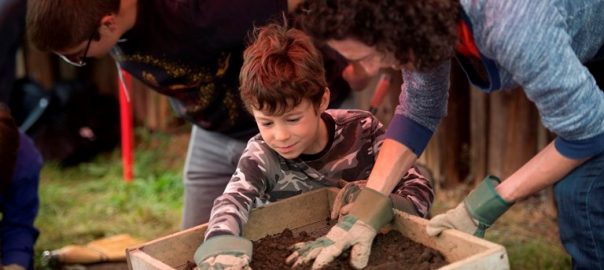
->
xmin=35 ymin=129 xmax=185 ymax=269
xmin=496 ymin=237 xmax=571 ymax=270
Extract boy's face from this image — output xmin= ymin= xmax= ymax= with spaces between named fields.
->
xmin=252 ymin=97 xmax=328 ymax=160
xmin=327 ymin=39 xmax=401 ymax=76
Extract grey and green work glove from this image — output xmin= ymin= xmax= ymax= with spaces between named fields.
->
xmin=287 ymin=188 xmax=393 ymax=269
xmin=331 ymin=180 xmax=418 ymax=220
xmin=194 ymin=235 xmax=253 ymax=270
xmin=426 ymin=175 xmax=513 ymax=238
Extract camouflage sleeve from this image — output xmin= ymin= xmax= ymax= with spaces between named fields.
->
xmin=391 ymin=165 xmax=435 ymax=218
xmin=204 ymin=139 xmax=277 ymax=239
xmin=368 ymin=113 xmax=385 ymax=156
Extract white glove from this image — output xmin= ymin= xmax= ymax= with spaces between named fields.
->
xmin=194 ymin=235 xmax=253 ymax=270
xmin=287 ymin=188 xmax=393 ymax=269
xmin=426 ymin=176 xmax=512 ymax=238
xmin=287 ymin=215 xmax=376 ymax=269
xmin=426 ymin=202 xmax=478 ymax=237
xmin=198 ymin=254 xmax=251 ymax=270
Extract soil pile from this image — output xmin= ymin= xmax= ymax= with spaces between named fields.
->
xmin=250 ymin=228 xmax=447 ymax=270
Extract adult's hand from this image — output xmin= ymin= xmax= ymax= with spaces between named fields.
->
xmin=331 ymin=180 xmax=367 ymax=220
xmin=287 ymin=188 xmax=393 ymax=269
xmin=194 ymin=235 xmax=252 ymax=270
xmin=426 ymin=176 xmax=513 ymax=237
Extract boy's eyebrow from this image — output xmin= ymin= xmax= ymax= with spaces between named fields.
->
xmin=254 ymin=115 xmax=272 ymax=121
xmin=285 ymin=110 xmax=304 ymax=115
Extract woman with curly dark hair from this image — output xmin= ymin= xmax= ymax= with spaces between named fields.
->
xmin=298 ymin=0 xmax=459 ymax=72
xmin=288 ymin=0 xmax=604 ymax=269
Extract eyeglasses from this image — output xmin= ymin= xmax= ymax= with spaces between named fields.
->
xmin=55 ymin=32 xmax=95 ymax=67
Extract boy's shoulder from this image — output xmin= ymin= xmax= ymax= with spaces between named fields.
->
xmin=243 ymin=134 xmax=281 ymax=160
xmin=325 ymin=109 xmax=380 ymax=127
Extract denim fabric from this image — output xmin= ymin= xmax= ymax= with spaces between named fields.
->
xmin=181 ymin=125 xmax=247 ymax=229
xmin=554 ymin=153 xmax=604 ymax=270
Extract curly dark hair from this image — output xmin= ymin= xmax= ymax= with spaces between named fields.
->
xmin=296 ymin=0 xmax=459 ymax=71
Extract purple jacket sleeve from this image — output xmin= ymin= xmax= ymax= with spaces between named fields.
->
xmin=1 ymin=132 xmax=41 ymax=270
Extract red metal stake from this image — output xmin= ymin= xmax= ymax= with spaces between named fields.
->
xmin=118 ymin=69 xmax=134 ymax=182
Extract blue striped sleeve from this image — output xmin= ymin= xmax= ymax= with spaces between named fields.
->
xmin=385 ymin=114 xmax=434 ymax=156
xmin=555 ymin=132 xmax=604 ymax=159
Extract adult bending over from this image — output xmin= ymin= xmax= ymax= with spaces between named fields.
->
xmin=289 ymin=0 xmax=604 ymax=269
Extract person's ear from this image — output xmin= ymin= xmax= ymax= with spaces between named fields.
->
xmin=99 ymin=15 xmax=118 ymax=34
xmin=319 ymin=87 xmax=330 ymax=112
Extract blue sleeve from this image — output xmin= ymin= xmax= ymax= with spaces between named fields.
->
xmin=475 ymin=1 xmax=604 ymax=159
xmin=555 ymin=132 xmax=604 ymax=159
xmin=1 ymin=132 xmax=42 ymax=270
xmin=386 ymin=61 xmax=450 ymax=156
xmin=385 ymin=114 xmax=434 ymax=156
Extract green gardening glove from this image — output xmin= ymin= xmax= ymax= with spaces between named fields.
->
xmin=194 ymin=235 xmax=253 ymax=270
xmin=426 ymin=175 xmax=513 ymax=238
xmin=287 ymin=188 xmax=393 ymax=269
xmin=331 ymin=180 xmax=419 ymax=221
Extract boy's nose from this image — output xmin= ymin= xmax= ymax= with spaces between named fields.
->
xmin=274 ymin=127 xmax=291 ymax=141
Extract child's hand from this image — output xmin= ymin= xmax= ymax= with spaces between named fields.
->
xmin=194 ymin=235 xmax=252 ymax=270
xmin=197 ymin=254 xmax=251 ymax=270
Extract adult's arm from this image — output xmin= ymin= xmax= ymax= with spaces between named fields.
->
xmin=367 ymin=62 xmax=451 ymax=195
xmin=365 ymin=113 xmax=434 ymax=217
xmin=477 ymin=1 xmax=604 ymax=201
xmin=497 ymin=142 xmax=585 ymax=202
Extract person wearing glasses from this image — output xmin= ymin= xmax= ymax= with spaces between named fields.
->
xmin=25 ymin=0 xmax=353 ymax=229
xmin=285 ymin=0 xmax=604 ymax=269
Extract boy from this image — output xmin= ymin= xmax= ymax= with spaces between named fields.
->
xmin=193 ymin=23 xmax=434 ymax=269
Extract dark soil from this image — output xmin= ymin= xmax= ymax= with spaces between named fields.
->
xmin=250 ymin=228 xmax=447 ymax=270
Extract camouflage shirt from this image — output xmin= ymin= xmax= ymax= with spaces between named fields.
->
xmin=205 ymin=109 xmax=434 ymax=239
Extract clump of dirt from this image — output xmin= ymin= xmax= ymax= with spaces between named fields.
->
xmin=250 ymin=228 xmax=447 ymax=270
